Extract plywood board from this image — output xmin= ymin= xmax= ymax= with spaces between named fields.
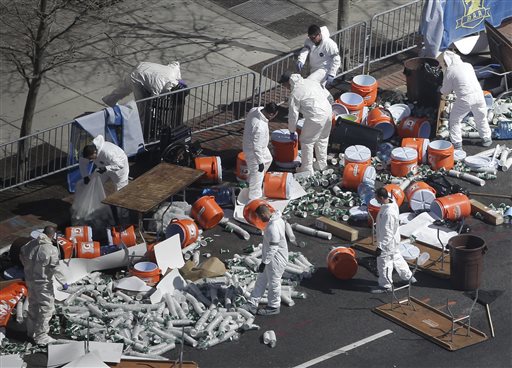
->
xmin=374 ymin=297 xmax=488 ymax=351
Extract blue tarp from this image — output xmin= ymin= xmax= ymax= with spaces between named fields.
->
xmin=421 ymin=0 xmax=512 ymax=56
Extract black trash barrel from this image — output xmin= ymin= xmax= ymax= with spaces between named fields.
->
xmin=403 ymin=57 xmax=442 ymax=107
xmin=329 ymin=118 xmax=383 ymax=155
xmin=448 ymin=234 xmax=487 ymax=291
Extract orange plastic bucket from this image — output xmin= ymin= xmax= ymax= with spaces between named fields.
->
xmin=428 ymin=140 xmax=454 ymax=170
xmin=327 ymin=246 xmax=358 ymax=280
xmin=194 ymin=156 xmax=222 ymax=183
xmin=367 ymin=198 xmax=381 ymax=225
xmin=390 ymin=147 xmax=418 ymax=177
xmin=65 ymin=226 xmax=92 ymax=243
xmin=351 ymin=75 xmax=378 ymax=107
xmin=344 ymin=145 xmax=371 ymax=165
xmin=191 ymin=196 xmax=224 ymax=230
xmin=0 ymin=281 xmax=27 ymax=328
xmin=431 ymin=193 xmax=471 ymax=221
xmin=338 ymin=92 xmax=365 ymax=123
xmin=236 ymin=152 xmax=249 ymax=182
xmin=243 ymin=199 xmax=275 ymax=230
xmin=384 ymin=184 xmax=405 ymax=207
xmin=130 ymin=261 xmax=161 ymax=284
xmin=366 ymin=107 xmax=395 ymax=140
xmin=331 ymin=103 xmax=350 ymax=126
xmin=397 ymin=116 xmax=431 ymax=138
xmin=341 ymin=163 xmax=376 ymax=190
xmin=402 ymin=137 xmax=430 ymax=164
xmin=263 ymin=172 xmax=293 ymax=199
xmin=57 ymin=237 xmax=75 ymax=259
xmin=405 ymin=181 xmax=437 ymax=212
xmin=271 ymin=129 xmax=299 ymax=166
xmin=165 ymin=218 xmax=199 ymax=248
xmin=111 ymin=225 xmax=137 ymax=247
xmin=76 ymin=241 xmax=101 ymax=259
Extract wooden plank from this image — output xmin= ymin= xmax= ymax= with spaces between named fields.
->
xmin=353 ymin=236 xmax=451 ymax=279
xmin=315 ymin=217 xmax=359 ymax=241
xmin=374 ymin=297 xmax=488 ymax=351
xmin=103 ymin=163 xmax=204 ymax=213
xmin=470 ymin=199 xmax=504 ymax=225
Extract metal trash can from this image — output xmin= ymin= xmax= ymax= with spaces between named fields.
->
xmin=448 ymin=234 xmax=487 ymax=291
xmin=403 ymin=57 xmax=442 ymax=107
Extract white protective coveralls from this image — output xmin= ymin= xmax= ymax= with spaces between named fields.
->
xmin=375 ymin=200 xmax=412 ymax=289
xmin=79 ymin=135 xmax=129 ymax=191
xmin=19 ymin=234 xmax=59 ymax=345
xmin=297 ymin=26 xmax=341 ymax=84
xmin=288 ymin=74 xmax=332 ymax=175
xmin=243 ymin=107 xmax=273 ymax=200
xmin=439 ymin=51 xmax=491 ymax=146
xmin=248 ymin=211 xmax=289 ymax=309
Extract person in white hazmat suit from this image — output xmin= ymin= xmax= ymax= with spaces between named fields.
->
xmin=371 ymin=187 xmax=416 ymax=293
xmin=80 ymin=135 xmax=129 ymax=191
xmin=240 ymin=205 xmax=288 ymax=315
xmin=279 ymin=71 xmax=332 ymax=176
xmin=296 ymin=25 xmax=341 ymax=87
xmin=242 ymin=102 xmax=279 ymax=200
xmin=19 ymin=226 xmax=63 ymax=345
xmin=438 ymin=50 xmax=492 ymax=150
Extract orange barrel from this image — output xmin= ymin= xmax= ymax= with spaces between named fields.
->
xmin=165 ymin=218 xmax=199 ymax=248
xmin=367 ymin=198 xmax=381 ymax=225
xmin=430 ymin=193 xmax=471 ymax=221
xmin=351 ymin=74 xmax=378 ymax=107
xmin=57 ymin=237 xmax=75 ymax=259
xmin=384 ymin=184 xmax=405 ymax=207
xmin=428 ymin=140 xmax=454 ymax=170
xmin=271 ymin=129 xmax=299 ymax=168
xmin=243 ymin=199 xmax=275 ymax=230
xmin=194 ymin=156 xmax=222 ymax=183
xmin=390 ymin=147 xmax=418 ymax=177
xmin=0 ymin=281 xmax=27 ymax=328
xmin=191 ymin=196 xmax=224 ymax=230
xmin=235 ymin=152 xmax=249 ymax=182
xmin=341 ymin=163 xmax=376 ymax=190
xmin=327 ymin=246 xmax=358 ymax=280
xmin=344 ymin=145 xmax=371 ymax=165
xmin=65 ymin=226 xmax=92 ymax=243
xmin=397 ymin=116 xmax=431 ymax=138
xmin=130 ymin=261 xmax=161 ymax=284
xmin=332 ymin=103 xmax=349 ymax=125
xmin=404 ymin=181 xmax=437 ymax=212
xmin=76 ymin=241 xmax=101 ymax=259
xmin=402 ymin=137 xmax=430 ymax=164
xmin=263 ymin=172 xmax=293 ymax=199
xmin=366 ymin=107 xmax=395 ymax=140
xmin=338 ymin=92 xmax=365 ymax=123
xmin=111 ymin=225 xmax=137 ymax=247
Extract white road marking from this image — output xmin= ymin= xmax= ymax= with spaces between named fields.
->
xmin=292 ymin=329 xmax=394 ymax=368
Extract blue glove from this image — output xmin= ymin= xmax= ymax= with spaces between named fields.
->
xmin=63 ymin=283 xmax=69 ymax=291
xmin=177 ymin=79 xmax=187 ymax=89
xmin=290 ymin=132 xmax=298 ymax=141
xmin=296 ymin=61 xmax=304 ymax=72
xmin=326 ymin=75 xmax=335 ymax=87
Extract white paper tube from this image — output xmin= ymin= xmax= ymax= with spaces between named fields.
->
xmin=447 ymin=170 xmax=485 ymax=186
xmin=284 ymin=221 xmax=297 ymax=245
xmin=292 ymin=223 xmax=332 ymax=240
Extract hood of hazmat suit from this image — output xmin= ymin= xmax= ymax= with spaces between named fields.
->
xmin=261 ymin=211 xmax=289 ymax=266
xmin=375 ymin=201 xmax=401 ymax=255
xmin=297 ymin=26 xmax=341 ymax=77
xmin=287 ymin=74 xmax=332 ymax=144
xmin=131 ymin=61 xmax=182 ymax=96
xmin=439 ymin=51 xmax=482 ymax=99
xmin=242 ymin=106 xmax=273 ymax=164
xmin=19 ymin=234 xmax=59 ymax=285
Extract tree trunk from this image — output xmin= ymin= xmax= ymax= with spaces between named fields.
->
xmin=337 ymin=0 xmax=350 ymax=30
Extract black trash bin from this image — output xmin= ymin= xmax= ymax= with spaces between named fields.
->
xmin=448 ymin=234 xmax=487 ymax=291
xmin=403 ymin=57 xmax=442 ymax=107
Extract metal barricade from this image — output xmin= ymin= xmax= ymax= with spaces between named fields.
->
xmin=366 ymin=0 xmax=425 ymax=72
xmin=139 ymin=72 xmax=257 ymax=145
xmin=258 ymin=21 xmax=368 ymax=106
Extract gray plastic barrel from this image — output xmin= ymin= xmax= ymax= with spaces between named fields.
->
xmin=448 ymin=235 xmax=487 ymax=291
xmin=403 ymin=57 xmax=441 ymax=107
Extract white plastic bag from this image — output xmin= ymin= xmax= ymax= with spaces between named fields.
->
xmin=71 ymin=174 xmax=114 ymax=225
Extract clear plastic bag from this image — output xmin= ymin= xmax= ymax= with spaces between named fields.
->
xmin=71 ymin=174 xmax=114 ymax=225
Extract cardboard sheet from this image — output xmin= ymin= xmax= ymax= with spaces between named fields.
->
xmin=154 ymin=234 xmax=184 ymax=274
xmin=115 ymin=276 xmax=152 ymax=292
xmin=399 ymin=212 xmax=457 ymax=249
xmin=0 ymin=354 xmax=25 ymax=368
xmin=156 ymin=268 xmax=187 ymax=294
xmin=63 ymin=352 xmax=110 ymax=367
xmin=48 ymin=342 xmax=123 ymax=367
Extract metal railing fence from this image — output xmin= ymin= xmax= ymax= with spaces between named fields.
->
xmin=258 ymin=21 xmax=368 ymax=106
